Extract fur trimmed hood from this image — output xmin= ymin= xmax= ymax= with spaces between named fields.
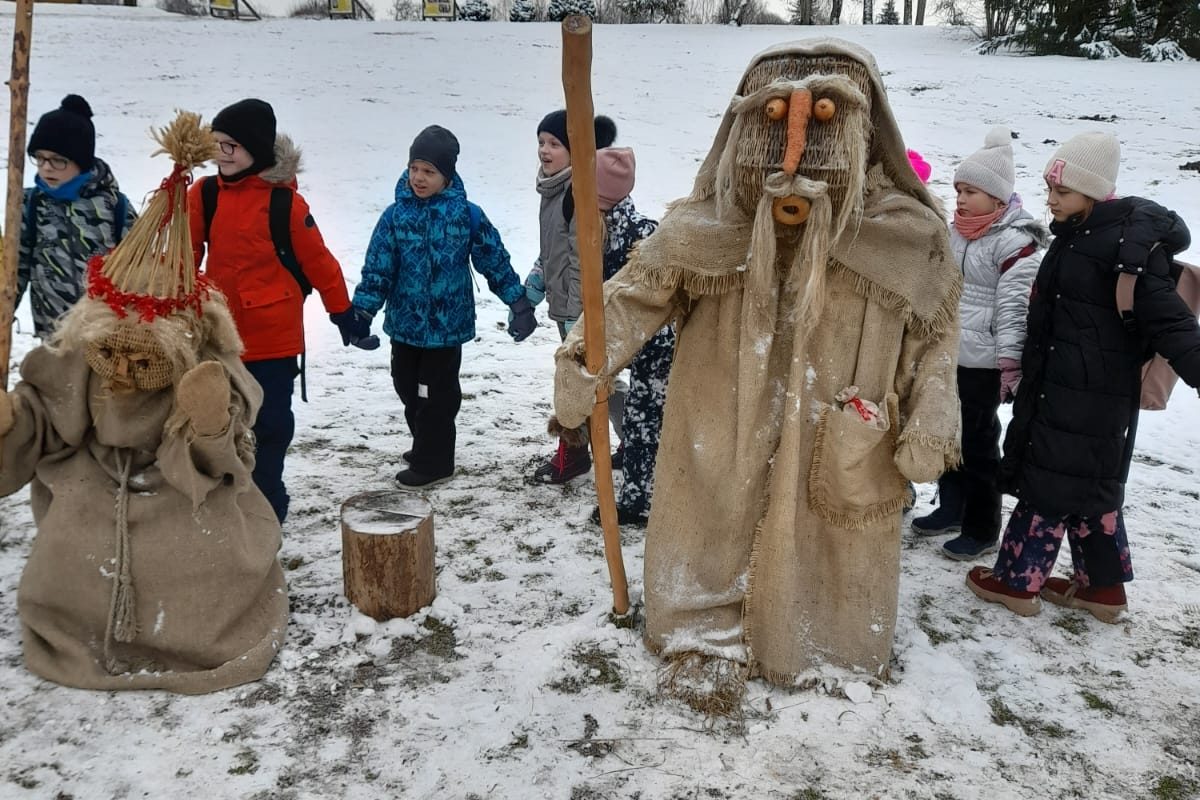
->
xmin=259 ymin=133 xmax=301 ymax=185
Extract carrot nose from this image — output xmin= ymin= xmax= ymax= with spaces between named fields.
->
xmin=782 ymin=88 xmax=813 ymax=176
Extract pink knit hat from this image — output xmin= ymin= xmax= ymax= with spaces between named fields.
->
xmin=596 ymin=147 xmax=636 ymax=211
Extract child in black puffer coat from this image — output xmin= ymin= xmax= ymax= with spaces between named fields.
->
xmin=966 ymin=131 xmax=1200 ymax=623
xmin=588 ymin=147 xmax=675 ymax=527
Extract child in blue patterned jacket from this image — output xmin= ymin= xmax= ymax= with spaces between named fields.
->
xmin=350 ymin=125 xmax=536 ymax=488
xmin=18 ymin=94 xmax=135 ymax=340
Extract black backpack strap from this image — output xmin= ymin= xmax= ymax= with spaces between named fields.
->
xmin=269 ymin=187 xmax=312 ymax=297
xmin=200 ymin=176 xmax=219 ymax=242
xmin=562 ymin=191 xmax=574 ymax=225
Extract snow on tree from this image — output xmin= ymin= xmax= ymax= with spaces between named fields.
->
xmin=509 ymin=0 xmax=537 ymax=19
xmin=547 ymin=0 xmax=596 ymax=19
xmin=460 ymin=0 xmax=493 ymax=18
xmin=877 ymin=0 xmax=900 ymax=23
xmin=618 ymin=0 xmax=685 ymax=22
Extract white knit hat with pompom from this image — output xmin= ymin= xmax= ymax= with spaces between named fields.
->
xmin=953 ymin=125 xmax=1015 ymax=201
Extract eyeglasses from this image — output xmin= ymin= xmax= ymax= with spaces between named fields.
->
xmin=30 ymin=153 xmax=70 ymax=170
xmin=217 ymin=141 xmax=240 ymax=156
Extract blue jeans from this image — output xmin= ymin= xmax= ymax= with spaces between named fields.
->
xmin=246 ymin=357 xmax=298 ymax=523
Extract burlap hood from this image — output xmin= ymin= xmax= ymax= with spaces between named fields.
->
xmin=627 ymin=37 xmax=957 ymax=338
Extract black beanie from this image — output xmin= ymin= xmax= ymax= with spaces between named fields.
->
xmin=28 ymin=94 xmax=96 ymax=171
xmin=211 ymin=98 xmax=277 ymax=170
xmin=409 ymin=125 xmax=460 ymax=180
xmin=536 ymin=110 xmax=617 ymax=152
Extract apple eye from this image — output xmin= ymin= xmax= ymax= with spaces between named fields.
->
xmin=813 ymin=98 xmax=836 ymax=122
xmin=764 ymin=98 xmax=788 ymax=121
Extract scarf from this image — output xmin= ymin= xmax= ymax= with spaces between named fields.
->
xmin=954 ymin=204 xmax=1006 ymax=240
xmin=536 ymin=164 xmax=572 ymax=198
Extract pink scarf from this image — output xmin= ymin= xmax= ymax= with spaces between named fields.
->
xmin=954 ymin=206 xmax=1006 ymax=240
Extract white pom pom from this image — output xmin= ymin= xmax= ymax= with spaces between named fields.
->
xmin=984 ymin=125 xmax=1012 ymax=148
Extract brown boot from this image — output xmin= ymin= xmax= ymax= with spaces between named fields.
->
xmin=966 ymin=567 xmax=1042 ymax=616
xmin=1041 ymin=578 xmax=1127 ymax=624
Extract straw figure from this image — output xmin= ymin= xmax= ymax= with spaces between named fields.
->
xmin=0 ymin=111 xmax=287 ymax=693
xmin=553 ymin=39 xmax=961 ymax=709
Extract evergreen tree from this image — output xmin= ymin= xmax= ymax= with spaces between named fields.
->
xmin=618 ymin=0 xmax=685 ymax=21
xmin=877 ymin=0 xmax=899 ymax=23
xmin=547 ymin=0 xmax=596 ymax=19
xmin=509 ymin=0 xmax=537 ymax=19
xmin=460 ymin=0 xmax=492 ymax=18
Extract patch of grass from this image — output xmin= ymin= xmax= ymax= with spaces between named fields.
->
xmin=916 ymin=594 xmax=953 ymax=645
xmin=1079 ymin=690 xmax=1118 ymax=715
xmin=790 ymin=790 xmax=830 ymax=800
xmin=1151 ymin=775 xmax=1199 ymax=800
xmin=516 ymin=540 xmax=552 ymax=561
xmin=865 ymin=746 xmax=917 ymax=772
xmin=228 ymin=748 xmax=260 ymax=775
xmin=1180 ymin=626 xmax=1200 ymax=649
xmin=548 ymin=645 xmax=624 ymax=694
xmin=1052 ymin=613 xmax=1089 ymax=635
xmin=989 ymin=697 xmax=1070 ymax=739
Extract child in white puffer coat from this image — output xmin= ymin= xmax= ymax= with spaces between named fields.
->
xmin=912 ymin=126 xmax=1048 ymax=561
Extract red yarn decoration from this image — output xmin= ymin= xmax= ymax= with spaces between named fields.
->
xmin=86 ymin=255 xmax=211 ymax=322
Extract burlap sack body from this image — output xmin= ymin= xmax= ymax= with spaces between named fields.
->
xmin=0 ymin=344 xmax=287 ymax=694
xmin=556 ymin=39 xmax=961 ymax=683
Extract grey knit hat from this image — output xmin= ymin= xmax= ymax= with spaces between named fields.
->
xmin=1044 ymin=131 xmax=1120 ymax=200
xmin=953 ymin=125 xmax=1015 ymax=201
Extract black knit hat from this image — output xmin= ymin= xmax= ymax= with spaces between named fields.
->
xmin=536 ymin=110 xmax=617 ymax=153
xmin=28 ymin=95 xmax=96 ymax=172
xmin=409 ymin=125 xmax=460 ymax=180
xmin=211 ymin=98 xmax=277 ymax=170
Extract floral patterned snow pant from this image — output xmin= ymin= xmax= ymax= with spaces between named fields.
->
xmin=617 ymin=324 xmax=676 ymax=519
xmin=991 ymin=501 xmax=1134 ymax=592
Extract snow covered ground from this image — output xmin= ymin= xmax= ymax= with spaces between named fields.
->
xmin=1 ymin=6 xmax=1199 ymax=799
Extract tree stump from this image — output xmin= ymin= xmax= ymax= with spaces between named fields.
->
xmin=341 ymin=490 xmax=436 ymax=621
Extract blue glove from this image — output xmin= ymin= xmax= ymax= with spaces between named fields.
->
xmin=329 ymin=307 xmax=380 ymax=350
xmin=508 ymin=296 xmax=536 ymax=342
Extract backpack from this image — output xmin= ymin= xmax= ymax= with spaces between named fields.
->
xmin=1116 ymin=257 xmax=1200 ymax=410
xmin=200 ymin=176 xmax=312 ymax=297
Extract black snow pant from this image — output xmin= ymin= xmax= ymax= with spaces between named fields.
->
xmin=940 ymin=366 xmax=1002 ymax=543
xmin=391 ymin=340 xmax=462 ymax=478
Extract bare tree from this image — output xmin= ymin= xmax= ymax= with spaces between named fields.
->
xmin=903 ymin=0 xmax=911 ymax=21
xmin=915 ymin=0 xmax=926 ymax=23
xmin=861 ymin=0 xmax=873 ymax=22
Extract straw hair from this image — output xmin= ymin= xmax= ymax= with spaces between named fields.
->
xmin=89 ymin=111 xmax=218 ymax=320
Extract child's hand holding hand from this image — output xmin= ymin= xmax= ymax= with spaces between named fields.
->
xmin=509 ymin=296 xmax=537 ymax=342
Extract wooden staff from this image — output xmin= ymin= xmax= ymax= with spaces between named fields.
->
xmin=0 ymin=0 xmax=33 ymax=389
xmin=561 ymin=14 xmax=630 ymax=616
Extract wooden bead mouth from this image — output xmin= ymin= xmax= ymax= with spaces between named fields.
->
xmin=772 ymin=195 xmax=811 ymax=225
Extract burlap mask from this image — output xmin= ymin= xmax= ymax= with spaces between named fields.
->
xmin=84 ymin=323 xmax=173 ymax=393
xmin=710 ymin=53 xmax=873 ymax=335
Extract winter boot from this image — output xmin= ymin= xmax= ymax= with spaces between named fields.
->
xmin=1041 ymin=578 xmax=1127 ymax=624
xmin=941 ymin=534 xmax=999 ymax=561
xmin=912 ymin=474 xmax=964 ymax=536
xmin=966 ymin=566 xmax=1042 ymax=616
xmin=611 ymin=442 xmax=624 ymax=470
xmin=395 ymin=467 xmax=454 ymax=488
xmin=533 ymin=439 xmax=591 ymax=484
xmin=590 ymin=504 xmax=648 ymax=527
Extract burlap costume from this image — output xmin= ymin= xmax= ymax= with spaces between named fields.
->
xmin=0 ymin=113 xmax=287 ymax=693
xmin=555 ymin=39 xmax=960 ymax=683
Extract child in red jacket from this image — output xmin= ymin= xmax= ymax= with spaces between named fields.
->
xmin=189 ymin=98 xmax=371 ymax=523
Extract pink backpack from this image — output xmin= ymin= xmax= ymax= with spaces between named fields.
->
xmin=1116 ymin=259 xmax=1200 ymax=410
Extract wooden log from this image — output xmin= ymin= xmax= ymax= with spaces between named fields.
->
xmin=341 ymin=490 xmax=436 ymax=621
xmin=1 ymin=0 xmax=34 ymax=390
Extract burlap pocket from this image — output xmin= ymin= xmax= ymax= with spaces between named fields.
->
xmin=808 ymin=392 xmax=908 ymax=530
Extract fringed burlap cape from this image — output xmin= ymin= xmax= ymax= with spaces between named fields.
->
xmin=555 ymin=38 xmax=960 ymax=683
xmin=0 ymin=345 xmax=287 ymax=694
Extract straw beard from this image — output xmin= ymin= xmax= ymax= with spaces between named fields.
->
xmin=711 ymin=78 xmax=869 ymax=337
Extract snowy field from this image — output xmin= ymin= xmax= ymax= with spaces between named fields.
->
xmin=2 ymin=6 xmax=1200 ymax=799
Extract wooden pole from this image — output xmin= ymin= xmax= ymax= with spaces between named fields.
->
xmin=561 ymin=14 xmax=630 ymax=617
xmin=0 ymin=0 xmax=33 ymax=390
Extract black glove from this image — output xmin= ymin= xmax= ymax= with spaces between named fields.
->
xmin=330 ymin=307 xmax=380 ymax=350
xmin=508 ymin=296 xmax=536 ymax=342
